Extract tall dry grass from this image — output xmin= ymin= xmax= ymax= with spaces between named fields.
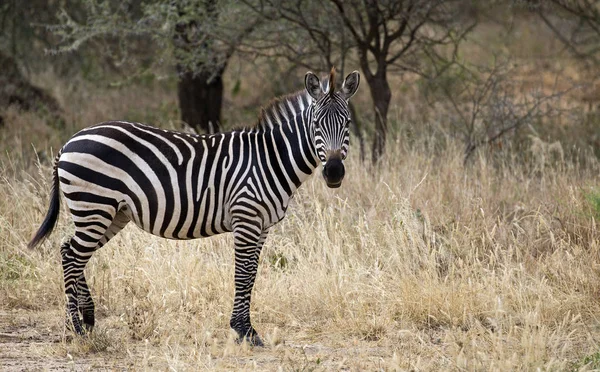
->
xmin=1 ymin=112 xmax=599 ymax=369
xmin=0 ymin=65 xmax=598 ymax=369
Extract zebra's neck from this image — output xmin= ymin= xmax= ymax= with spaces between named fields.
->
xmin=250 ymin=90 xmax=319 ymax=190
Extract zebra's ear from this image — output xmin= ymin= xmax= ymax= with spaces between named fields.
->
xmin=341 ymin=71 xmax=360 ymax=100
xmin=305 ymin=72 xmax=323 ymax=101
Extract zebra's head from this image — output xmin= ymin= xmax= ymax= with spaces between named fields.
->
xmin=305 ymin=69 xmax=360 ymax=188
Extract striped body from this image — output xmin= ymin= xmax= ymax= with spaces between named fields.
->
xmin=29 ymin=70 xmax=360 ymax=345
xmin=59 ymin=110 xmax=316 ymax=243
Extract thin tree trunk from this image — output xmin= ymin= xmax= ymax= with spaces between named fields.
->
xmin=173 ymin=0 xmax=224 ymax=134
xmin=367 ymin=74 xmax=391 ymax=163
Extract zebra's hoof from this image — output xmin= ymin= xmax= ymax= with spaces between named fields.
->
xmin=66 ymin=320 xmax=84 ymax=336
xmin=238 ymin=334 xmax=264 ymax=347
xmin=83 ymin=323 xmax=94 ymax=334
xmin=234 ymin=327 xmax=264 ymax=347
xmin=232 ymin=323 xmax=264 ymax=346
xmin=66 ymin=318 xmax=93 ymax=337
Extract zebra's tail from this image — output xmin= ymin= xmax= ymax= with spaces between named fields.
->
xmin=28 ymin=154 xmax=61 ymax=249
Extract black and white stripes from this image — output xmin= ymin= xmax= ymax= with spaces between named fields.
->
xmin=28 ymin=69 xmax=360 ymax=345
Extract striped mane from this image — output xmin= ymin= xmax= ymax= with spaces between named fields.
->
xmin=252 ymin=90 xmax=311 ymax=130
xmin=249 ymin=69 xmax=336 ymax=131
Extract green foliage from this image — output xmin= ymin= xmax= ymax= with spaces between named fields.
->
xmin=571 ymin=351 xmax=600 ymax=371
xmin=419 ymin=63 xmax=472 ymax=102
xmin=48 ymin=0 xmax=253 ymax=77
xmin=124 ymin=99 xmax=179 ymax=126
xmin=108 ymin=69 xmax=157 ymax=88
xmin=266 ymin=251 xmax=289 ymax=271
xmin=231 ymin=79 xmax=241 ymax=96
xmin=0 ymin=0 xmax=57 ymax=66
xmin=581 ymin=112 xmax=600 ymax=159
xmin=0 ymin=252 xmax=34 ymax=281
xmin=585 ymin=188 xmax=600 ymax=220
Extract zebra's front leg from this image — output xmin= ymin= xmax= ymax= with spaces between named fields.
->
xmin=230 ymin=221 xmax=269 ymax=346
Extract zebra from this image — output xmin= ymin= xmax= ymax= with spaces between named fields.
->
xmin=28 ymin=68 xmax=360 ymax=346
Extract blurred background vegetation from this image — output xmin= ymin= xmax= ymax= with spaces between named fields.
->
xmin=0 ymin=0 xmax=599 ymax=167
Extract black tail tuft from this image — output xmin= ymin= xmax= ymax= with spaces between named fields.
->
xmin=28 ymin=158 xmax=61 ymax=249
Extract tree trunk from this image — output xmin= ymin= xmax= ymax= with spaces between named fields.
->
xmin=177 ymin=68 xmax=223 ymax=133
xmin=173 ymin=0 xmax=224 ymax=134
xmin=0 ymin=50 xmax=63 ymax=126
xmin=366 ymin=74 xmax=391 ymax=163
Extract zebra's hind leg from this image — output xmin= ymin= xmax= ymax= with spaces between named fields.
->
xmin=230 ymin=218 xmax=269 ymax=347
xmin=74 ymin=210 xmax=130 ymax=333
xmin=61 ymin=236 xmax=95 ymax=335
xmin=76 ymin=273 xmax=94 ymax=332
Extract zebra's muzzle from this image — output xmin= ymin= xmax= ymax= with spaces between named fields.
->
xmin=323 ymin=157 xmax=345 ymax=188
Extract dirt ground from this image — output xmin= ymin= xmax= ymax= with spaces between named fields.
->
xmin=0 ymin=309 xmax=127 ymax=371
xmin=0 ymin=309 xmax=401 ymax=371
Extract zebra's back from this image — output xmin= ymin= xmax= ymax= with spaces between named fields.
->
xmin=57 ymin=121 xmax=253 ymax=240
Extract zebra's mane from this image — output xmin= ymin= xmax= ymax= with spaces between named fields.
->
xmin=246 ymin=90 xmax=311 ymax=131
xmin=240 ymin=71 xmax=335 ymax=132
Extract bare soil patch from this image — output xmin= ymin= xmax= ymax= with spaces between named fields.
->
xmin=0 ymin=309 xmax=131 ymax=371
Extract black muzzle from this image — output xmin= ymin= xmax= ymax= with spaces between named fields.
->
xmin=322 ymin=157 xmax=345 ymax=188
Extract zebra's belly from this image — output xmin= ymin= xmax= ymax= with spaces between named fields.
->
xmin=123 ymin=195 xmax=233 ymax=240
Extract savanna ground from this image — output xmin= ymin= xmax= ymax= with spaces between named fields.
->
xmin=2 ymin=20 xmax=600 ymax=372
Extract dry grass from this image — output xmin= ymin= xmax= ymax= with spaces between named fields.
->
xmin=1 ymin=108 xmax=600 ymax=370
xmin=1 ymin=63 xmax=600 ymax=370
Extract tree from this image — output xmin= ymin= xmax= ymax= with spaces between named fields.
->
xmin=0 ymin=50 xmax=63 ymax=124
xmin=50 ymin=0 xmax=256 ymax=133
xmin=423 ymin=59 xmax=571 ymax=164
xmin=330 ymin=0 xmax=476 ymax=162
xmin=0 ymin=0 xmax=61 ymax=67
xmin=538 ymin=0 xmax=600 ymax=67
xmin=536 ymin=0 xmax=600 ymax=156
xmin=239 ymin=0 xmax=367 ymax=160
xmin=0 ymin=0 xmax=68 ymax=124
xmin=173 ymin=0 xmax=229 ymax=133
xmin=241 ymin=0 xmax=475 ymax=162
